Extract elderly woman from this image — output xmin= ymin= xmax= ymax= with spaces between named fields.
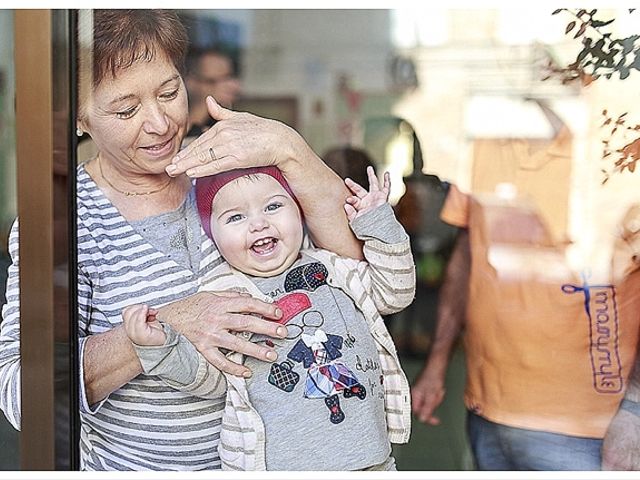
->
xmin=0 ymin=10 xmax=359 ymax=470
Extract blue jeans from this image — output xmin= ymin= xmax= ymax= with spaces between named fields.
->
xmin=466 ymin=411 xmax=602 ymax=471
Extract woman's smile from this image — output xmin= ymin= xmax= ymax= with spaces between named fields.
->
xmin=139 ymin=135 xmax=177 ymax=158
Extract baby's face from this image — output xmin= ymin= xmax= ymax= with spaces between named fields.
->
xmin=210 ymin=174 xmax=304 ymax=277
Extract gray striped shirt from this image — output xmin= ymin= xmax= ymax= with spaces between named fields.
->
xmin=0 ymin=165 xmax=226 ymax=470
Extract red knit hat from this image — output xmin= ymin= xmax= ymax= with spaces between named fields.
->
xmin=195 ymin=166 xmax=300 ymax=240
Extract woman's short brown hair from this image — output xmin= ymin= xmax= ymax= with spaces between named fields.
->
xmin=90 ymin=9 xmax=189 ymax=87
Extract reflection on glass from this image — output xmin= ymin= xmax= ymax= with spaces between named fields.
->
xmin=0 ymin=7 xmax=636 ymax=471
xmin=178 ymin=9 xmax=640 ymax=471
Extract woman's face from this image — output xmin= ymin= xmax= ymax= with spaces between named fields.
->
xmin=80 ymin=52 xmax=188 ymax=175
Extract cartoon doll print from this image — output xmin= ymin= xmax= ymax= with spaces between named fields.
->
xmin=287 ymin=328 xmax=366 ymax=424
xmin=265 ymin=261 xmax=366 ymax=424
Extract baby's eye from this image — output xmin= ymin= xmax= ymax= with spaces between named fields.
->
xmin=115 ymin=106 xmax=139 ymax=119
xmin=265 ymin=202 xmax=283 ymax=212
xmin=226 ymin=213 xmax=244 ymax=224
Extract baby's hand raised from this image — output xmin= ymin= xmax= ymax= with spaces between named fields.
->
xmin=344 ymin=166 xmax=390 ymax=222
xmin=123 ymin=304 xmax=166 ymax=346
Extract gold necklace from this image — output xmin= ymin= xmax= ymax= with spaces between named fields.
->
xmin=98 ymin=157 xmax=172 ymax=197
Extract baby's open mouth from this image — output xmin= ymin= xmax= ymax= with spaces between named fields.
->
xmin=251 ymin=237 xmax=278 ymax=255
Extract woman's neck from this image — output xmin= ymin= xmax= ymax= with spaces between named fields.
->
xmin=86 ymin=157 xmax=192 ymax=221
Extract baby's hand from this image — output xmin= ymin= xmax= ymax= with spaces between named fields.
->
xmin=122 ymin=304 xmax=166 ymax=346
xmin=344 ymin=166 xmax=390 ymax=222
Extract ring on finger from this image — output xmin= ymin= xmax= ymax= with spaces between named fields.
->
xmin=208 ymin=147 xmax=217 ymax=162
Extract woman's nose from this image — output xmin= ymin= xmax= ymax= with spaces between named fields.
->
xmin=142 ymin=103 xmax=169 ymax=135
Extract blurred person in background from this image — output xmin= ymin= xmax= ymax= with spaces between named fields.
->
xmin=392 ymin=125 xmax=458 ymax=355
xmin=322 ymin=145 xmax=375 ymax=189
xmin=185 ymin=47 xmax=242 ymax=139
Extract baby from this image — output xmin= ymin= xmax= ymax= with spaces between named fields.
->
xmin=123 ymin=165 xmax=415 ymax=471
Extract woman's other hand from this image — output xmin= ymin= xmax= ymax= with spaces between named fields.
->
xmin=158 ymin=291 xmax=286 ymax=378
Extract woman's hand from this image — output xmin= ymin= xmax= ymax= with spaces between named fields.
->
xmin=83 ymin=291 xmax=286 ymax=406
xmin=168 ymin=96 xmax=363 ymax=260
xmin=344 ymin=166 xmax=390 ymax=222
xmin=157 ymin=291 xmax=286 ymax=378
xmin=166 ymin=96 xmax=299 ymax=179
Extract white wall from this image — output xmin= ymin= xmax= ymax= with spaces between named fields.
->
xmin=188 ymin=10 xmax=395 ymax=154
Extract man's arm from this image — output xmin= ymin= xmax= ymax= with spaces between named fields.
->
xmin=411 ymin=230 xmax=470 ymax=425
xmin=602 ymin=351 xmax=640 ymax=470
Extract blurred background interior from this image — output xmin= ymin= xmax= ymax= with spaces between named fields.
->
xmin=2 ymin=7 xmax=640 ymax=470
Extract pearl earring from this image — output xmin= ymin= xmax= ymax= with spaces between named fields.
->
xmin=76 ymin=127 xmax=83 ymax=137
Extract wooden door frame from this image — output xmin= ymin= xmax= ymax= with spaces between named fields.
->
xmin=14 ymin=9 xmax=79 ymax=470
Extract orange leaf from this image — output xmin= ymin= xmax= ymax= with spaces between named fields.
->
xmin=582 ymin=73 xmax=595 ymax=86
xmin=621 ymin=137 xmax=640 ymax=161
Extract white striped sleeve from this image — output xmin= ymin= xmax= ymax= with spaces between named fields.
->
xmin=0 ymin=219 xmax=22 ymax=430
xmin=344 ymin=204 xmax=416 ymax=315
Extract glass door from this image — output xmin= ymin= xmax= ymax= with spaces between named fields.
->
xmin=0 ymin=9 xmax=79 ymax=470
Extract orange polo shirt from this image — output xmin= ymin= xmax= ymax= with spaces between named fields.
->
xmin=442 ymin=185 xmax=640 ymax=438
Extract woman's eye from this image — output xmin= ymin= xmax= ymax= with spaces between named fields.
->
xmin=115 ymin=106 xmax=138 ymax=119
xmin=226 ymin=214 xmax=243 ymax=224
xmin=265 ymin=202 xmax=283 ymax=212
xmin=160 ymin=89 xmax=179 ymax=100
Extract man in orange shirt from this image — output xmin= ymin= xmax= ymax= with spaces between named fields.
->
xmin=412 ymin=185 xmax=640 ymax=470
